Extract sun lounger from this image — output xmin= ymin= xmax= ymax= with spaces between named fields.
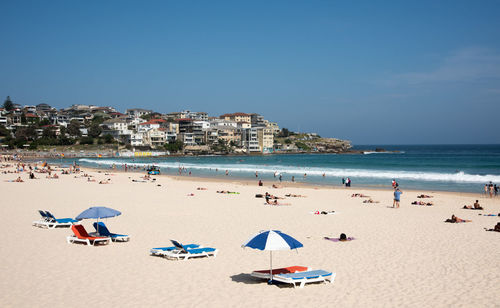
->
xmin=93 ymin=222 xmax=130 ymax=242
xmin=33 ymin=210 xmax=78 ymax=229
xmin=272 ymin=270 xmax=335 ymax=288
xmin=158 ymin=240 xmax=217 ymax=260
xmin=251 ymin=266 xmax=309 ymax=279
xmin=150 ymin=244 xmax=200 ymax=256
xmin=66 ymin=224 xmax=111 ymax=246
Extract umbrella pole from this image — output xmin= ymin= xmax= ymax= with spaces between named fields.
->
xmin=269 ymin=251 xmax=273 ymax=283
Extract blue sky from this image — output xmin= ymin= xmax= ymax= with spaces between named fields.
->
xmin=1 ymin=0 xmax=499 ymax=144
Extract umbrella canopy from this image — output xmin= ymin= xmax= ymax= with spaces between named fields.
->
xmin=76 ymin=206 xmax=121 ymax=220
xmin=243 ymin=230 xmax=303 ymax=283
xmin=243 ymin=230 xmax=303 ymax=251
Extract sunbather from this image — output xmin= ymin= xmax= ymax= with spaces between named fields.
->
xmin=312 ymin=210 xmax=335 ymax=215
xmin=324 ymin=233 xmax=354 ymax=242
xmin=478 ymin=213 xmax=500 ymax=216
xmin=412 ymin=201 xmax=433 ymax=206
xmin=463 ymin=200 xmax=483 ymax=210
xmin=99 ymin=179 xmax=111 ymax=184
xmin=417 ymin=194 xmax=433 ymax=198
xmin=285 ymin=194 xmax=307 ymax=197
xmin=197 ymin=187 xmax=207 ymax=190
xmin=267 ymin=199 xmax=291 ymax=206
xmin=351 ymin=193 xmax=369 ymax=198
xmin=363 ymin=198 xmax=380 ymax=203
xmin=484 ymin=222 xmax=500 ymax=232
xmin=445 ymin=215 xmax=471 ymax=223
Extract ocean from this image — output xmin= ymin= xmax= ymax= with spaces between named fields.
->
xmin=56 ymin=144 xmax=500 ymax=193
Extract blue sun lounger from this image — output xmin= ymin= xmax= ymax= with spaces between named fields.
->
xmin=33 ymin=210 xmax=78 ymax=229
xmin=158 ymin=240 xmax=218 ymax=260
xmin=150 ymin=244 xmax=200 ymax=256
xmin=93 ymin=222 xmax=130 ymax=242
xmin=272 ymin=270 xmax=335 ymax=288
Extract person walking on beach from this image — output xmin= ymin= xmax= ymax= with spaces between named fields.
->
xmin=484 ymin=184 xmax=488 ymax=196
xmin=279 ymin=174 xmax=282 ymax=182
xmin=489 ymin=183 xmax=494 ymax=198
xmin=393 ymin=188 xmax=403 ymax=208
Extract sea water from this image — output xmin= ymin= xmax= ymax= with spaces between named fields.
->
xmin=57 ymin=144 xmax=500 ymax=193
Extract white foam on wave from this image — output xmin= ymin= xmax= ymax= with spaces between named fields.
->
xmin=78 ymin=158 xmax=500 ymax=183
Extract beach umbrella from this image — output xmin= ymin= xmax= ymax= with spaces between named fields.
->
xmin=76 ymin=206 xmax=121 ymax=234
xmin=242 ymin=230 xmax=303 ymax=283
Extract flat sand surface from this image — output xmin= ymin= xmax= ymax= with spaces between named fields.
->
xmin=1 ymin=165 xmax=499 ymax=307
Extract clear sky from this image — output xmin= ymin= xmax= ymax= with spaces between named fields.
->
xmin=1 ymin=0 xmax=499 ymax=144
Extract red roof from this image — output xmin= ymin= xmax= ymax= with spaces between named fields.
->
xmin=139 ymin=121 xmax=161 ymax=126
xmin=150 ymin=118 xmax=166 ymax=123
xmin=25 ymin=113 xmax=39 ymax=118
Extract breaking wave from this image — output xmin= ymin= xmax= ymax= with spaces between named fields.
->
xmin=78 ymin=158 xmax=500 ymax=183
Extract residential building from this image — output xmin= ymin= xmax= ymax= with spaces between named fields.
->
xmin=257 ymin=127 xmax=274 ymax=153
xmin=219 ymin=112 xmax=251 ymax=123
xmin=126 ymin=108 xmax=152 ymax=118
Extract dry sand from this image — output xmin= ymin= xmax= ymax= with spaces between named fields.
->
xmin=1 ymin=165 xmax=499 ymax=307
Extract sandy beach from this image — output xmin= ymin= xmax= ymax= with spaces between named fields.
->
xmin=1 ymin=163 xmax=499 ymax=307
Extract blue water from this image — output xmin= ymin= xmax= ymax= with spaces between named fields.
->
xmin=57 ymin=144 xmax=500 ymax=193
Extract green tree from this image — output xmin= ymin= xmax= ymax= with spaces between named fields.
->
xmin=3 ymin=96 xmax=14 ymax=111
xmin=67 ymin=120 xmax=81 ymax=137
xmin=88 ymin=123 xmax=102 ymax=138
xmin=39 ymin=119 xmax=51 ymax=126
xmin=103 ymin=134 xmax=114 ymax=144
xmin=0 ymin=124 xmax=10 ymax=137
xmin=79 ymin=136 xmax=94 ymax=145
xmin=140 ymin=114 xmax=152 ymax=121
xmin=15 ymin=125 xmax=37 ymax=142
xmin=42 ymin=126 xmax=56 ymax=139
xmin=279 ymin=128 xmax=290 ymax=137
xmin=164 ymin=140 xmax=184 ymax=152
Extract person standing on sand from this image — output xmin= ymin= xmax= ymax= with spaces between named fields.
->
xmin=393 ymin=188 xmax=403 ymax=208
xmin=484 ymin=184 xmax=488 ymax=196
xmin=342 ymin=177 xmax=345 ymax=186
xmin=279 ymin=174 xmax=282 ymax=182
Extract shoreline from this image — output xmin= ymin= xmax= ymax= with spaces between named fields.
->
xmin=70 ymin=164 xmax=484 ymax=197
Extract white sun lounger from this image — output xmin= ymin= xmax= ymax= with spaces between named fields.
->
xmin=272 ymin=270 xmax=335 ymax=288
xmin=159 ymin=240 xmax=218 ymax=261
xmin=33 ymin=210 xmax=78 ymax=229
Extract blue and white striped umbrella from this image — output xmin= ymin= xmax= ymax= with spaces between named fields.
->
xmin=243 ymin=230 xmax=303 ymax=283
xmin=243 ymin=230 xmax=303 ymax=251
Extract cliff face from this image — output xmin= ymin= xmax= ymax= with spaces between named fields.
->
xmin=304 ymin=138 xmax=352 ymax=153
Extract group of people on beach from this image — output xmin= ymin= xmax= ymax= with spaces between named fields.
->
xmin=484 ymin=182 xmax=498 ymax=198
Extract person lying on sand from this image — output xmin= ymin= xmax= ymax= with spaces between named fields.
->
xmin=267 ymin=199 xmax=291 ymax=206
xmin=88 ymin=177 xmax=96 ymax=182
xmin=312 ymin=210 xmax=335 ymax=215
xmin=445 ymin=215 xmax=471 ymax=223
xmin=272 ymin=184 xmax=282 ymax=189
xmin=417 ymin=194 xmax=433 ymax=198
xmin=216 ymin=191 xmax=239 ymax=194
xmin=351 ymin=193 xmax=369 ymax=198
xmin=463 ymin=200 xmax=483 ymax=210
xmin=99 ymin=179 xmax=111 ymax=184
xmin=197 ymin=187 xmax=207 ymax=190
xmin=363 ymin=198 xmax=380 ymax=203
xmin=187 ymin=193 xmax=195 ymax=196
xmin=478 ymin=213 xmax=500 ymax=216
xmin=5 ymin=176 xmax=24 ymax=182
xmin=484 ymin=222 xmax=500 ymax=232
xmin=285 ymin=194 xmax=307 ymax=197
xmin=324 ymin=233 xmax=354 ymax=242
xmin=412 ymin=201 xmax=433 ymax=206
